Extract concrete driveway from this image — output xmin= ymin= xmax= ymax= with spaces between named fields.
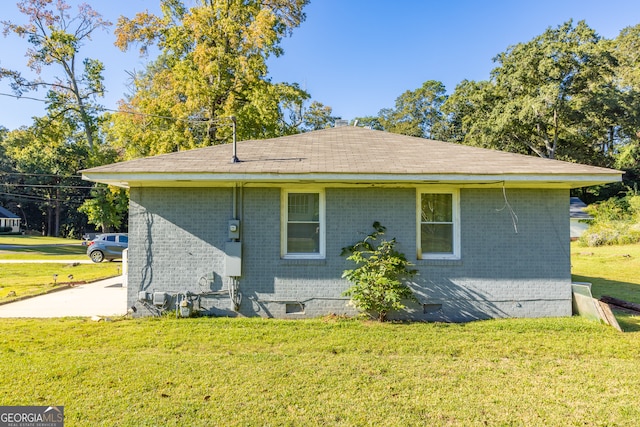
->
xmin=0 ymin=276 xmax=128 ymax=318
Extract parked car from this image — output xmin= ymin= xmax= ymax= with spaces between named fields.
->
xmin=87 ymin=233 xmax=128 ymax=263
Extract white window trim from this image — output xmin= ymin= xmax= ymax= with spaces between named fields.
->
xmin=417 ymin=188 xmax=460 ymax=260
xmin=281 ymin=188 xmax=326 ymax=259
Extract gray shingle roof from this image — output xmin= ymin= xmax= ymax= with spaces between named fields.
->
xmin=82 ymin=126 xmax=621 ymax=188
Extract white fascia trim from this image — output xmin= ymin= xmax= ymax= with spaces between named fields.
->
xmin=82 ymin=172 xmax=622 ymax=189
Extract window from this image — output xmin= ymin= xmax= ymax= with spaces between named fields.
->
xmin=418 ymin=190 xmax=460 ymax=259
xmin=282 ymin=190 xmax=325 ymax=258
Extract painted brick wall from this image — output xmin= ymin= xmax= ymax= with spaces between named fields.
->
xmin=127 ymin=187 xmax=233 ymax=316
xmin=405 ymin=188 xmax=571 ymax=321
xmin=127 ymin=186 xmax=571 ymax=321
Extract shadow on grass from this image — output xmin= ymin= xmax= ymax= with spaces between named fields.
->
xmin=614 ymin=312 xmax=640 ymax=333
xmin=572 ymin=274 xmax=640 ymax=304
xmin=573 ymin=274 xmax=640 ymax=333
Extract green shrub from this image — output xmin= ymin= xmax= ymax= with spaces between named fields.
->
xmin=586 ymin=198 xmax=628 ymax=222
xmin=341 ymin=222 xmax=417 ymax=321
xmin=580 ymin=195 xmax=640 ymax=246
xmin=629 ymin=195 xmax=640 ymax=222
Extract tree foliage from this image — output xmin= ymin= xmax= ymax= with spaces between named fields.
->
xmin=378 ymin=80 xmax=448 ymax=139
xmin=1 ymin=0 xmax=111 ymax=150
xmin=109 ymin=0 xmax=312 ymax=158
xmin=613 ymin=24 xmax=640 ymax=91
xmin=2 ymin=120 xmax=89 ymax=236
xmin=299 ymin=100 xmax=340 ymax=131
xmin=1 ymin=112 xmax=121 ymax=237
xmin=609 ymin=23 xmax=640 ymax=183
xmin=351 ymin=116 xmax=384 ymax=130
xmin=78 ymin=185 xmax=128 ymax=233
xmin=341 ymin=222 xmax=417 ymax=321
xmin=442 ymin=21 xmax=623 ymax=163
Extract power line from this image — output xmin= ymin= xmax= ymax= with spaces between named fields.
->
xmin=0 ymin=191 xmax=91 ymax=205
xmin=0 ymin=171 xmax=83 ymax=178
xmin=0 ymin=93 xmax=45 ymax=104
xmin=0 ymin=92 xmax=235 ymax=125
xmin=2 ymin=183 xmax=98 ymax=190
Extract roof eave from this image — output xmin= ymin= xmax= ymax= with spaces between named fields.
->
xmin=82 ymin=171 xmax=622 ymax=190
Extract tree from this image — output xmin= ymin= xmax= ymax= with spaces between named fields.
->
xmin=110 ymin=0 xmax=311 ymax=157
xmin=491 ymin=20 xmax=609 ymax=160
xmin=0 ymin=126 xmax=10 ymax=174
xmin=79 ymin=185 xmax=128 ymax=233
xmin=244 ymin=90 xmax=338 ymax=135
xmin=300 ymin=101 xmax=339 ymax=131
xmin=441 ymin=79 xmax=499 ymax=145
xmin=341 ymin=222 xmax=417 ymax=321
xmin=1 ymin=0 xmax=111 ymax=150
xmin=378 ymin=80 xmax=448 ymax=139
xmin=2 ymin=119 xmax=91 ymax=236
xmin=351 ymin=116 xmax=384 ymax=130
xmin=445 ymin=21 xmax=623 ymax=165
xmin=613 ymin=24 xmax=640 ymax=91
xmin=1 ymin=108 xmax=121 ymax=237
xmin=610 ymin=24 xmax=640 ymax=186
xmin=0 ymin=126 xmax=19 ymax=217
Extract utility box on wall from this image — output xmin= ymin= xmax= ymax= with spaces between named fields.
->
xmin=228 ymin=219 xmax=240 ymax=240
xmin=224 ymin=241 xmax=242 ymax=277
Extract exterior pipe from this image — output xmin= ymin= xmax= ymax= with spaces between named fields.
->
xmin=233 ymin=183 xmax=237 ymax=220
xmin=231 ymin=116 xmax=239 ymax=163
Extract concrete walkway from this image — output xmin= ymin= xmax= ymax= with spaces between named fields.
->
xmin=0 ymin=276 xmax=128 ymax=318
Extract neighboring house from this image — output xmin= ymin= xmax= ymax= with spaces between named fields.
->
xmin=570 ymin=197 xmax=593 ymax=240
xmin=81 ymin=127 xmax=621 ymax=321
xmin=0 ymin=206 xmax=21 ymax=233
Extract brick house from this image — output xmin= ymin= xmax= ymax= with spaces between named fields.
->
xmin=82 ymin=126 xmax=621 ymax=321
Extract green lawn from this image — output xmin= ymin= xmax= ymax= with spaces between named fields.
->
xmin=0 ymin=242 xmax=636 ymax=425
xmin=0 ymin=317 xmax=638 ymax=426
xmin=571 ymin=242 xmax=640 ymax=303
xmin=0 ymin=235 xmax=87 ymax=260
xmin=0 ymin=235 xmax=120 ymax=301
xmin=0 ymin=263 xmax=122 ymax=302
xmin=0 ymin=235 xmax=84 ymax=245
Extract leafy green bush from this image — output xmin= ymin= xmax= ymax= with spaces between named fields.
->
xmin=580 ymin=222 xmax=640 ymax=246
xmin=579 ymin=194 xmax=640 ymax=246
xmin=341 ymin=222 xmax=417 ymax=321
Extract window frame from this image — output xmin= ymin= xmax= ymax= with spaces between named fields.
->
xmin=417 ymin=188 xmax=460 ymax=260
xmin=281 ymin=188 xmax=326 ymax=259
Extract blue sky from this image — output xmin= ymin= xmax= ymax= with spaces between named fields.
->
xmin=1 ymin=0 xmax=639 ymax=130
